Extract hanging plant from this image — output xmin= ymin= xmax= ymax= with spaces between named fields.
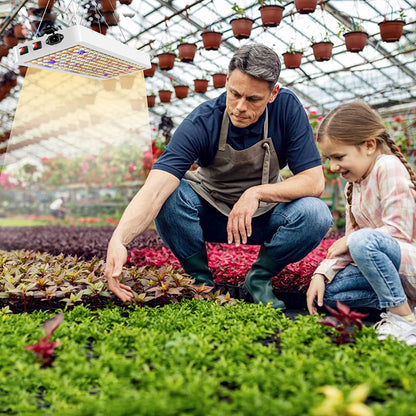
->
xmin=0 ymin=44 xmax=9 ymax=58
xmin=230 ymin=4 xmax=254 ymax=40
xmin=158 ymin=90 xmax=172 ymax=103
xmin=157 ymin=50 xmax=176 ymax=70
xmin=294 ymin=0 xmax=317 ymax=14
xmin=194 ymin=78 xmax=209 ymax=93
xmin=177 ymin=41 xmax=197 ymax=63
xmin=259 ymin=2 xmax=284 ymax=27
xmin=201 ymin=30 xmax=222 ymax=50
xmin=282 ymin=44 xmax=303 ymax=69
xmin=144 ymin=62 xmax=157 ymax=77
xmin=174 ymin=85 xmax=189 ymax=99
xmin=378 ymin=20 xmax=405 ymax=42
xmin=212 ymin=73 xmax=227 ymax=88
xmin=90 ymin=20 xmax=108 ymax=35
xmin=103 ymin=11 xmax=119 ymax=26
xmin=311 ymin=34 xmax=333 ymax=61
xmin=13 ymin=23 xmax=25 ymax=40
xmin=3 ymin=28 xmax=18 ymax=48
xmin=38 ymin=0 xmax=54 ymax=9
xmin=100 ymin=0 xmax=117 ymax=12
xmin=147 ymin=94 xmax=156 ymax=108
xmin=339 ymin=22 xmax=368 ymax=52
xmin=19 ymin=66 xmax=28 ymax=77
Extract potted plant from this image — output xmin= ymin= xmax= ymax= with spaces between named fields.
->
xmin=194 ymin=76 xmax=209 ymax=93
xmin=294 ymin=0 xmax=317 ymax=14
xmin=311 ymin=34 xmax=333 ymax=62
xmin=147 ymin=93 xmax=156 ymax=108
xmin=177 ymin=38 xmax=197 ymax=63
xmin=339 ymin=22 xmax=368 ymax=52
xmin=259 ymin=0 xmax=284 ymax=27
xmin=157 ymin=47 xmax=176 ymax=70
xmin=13 ymin=22 xmax=25 ymax=40
xmin=158 ymin=89 xmax=172 ymax=103
xmin=378 ymin=8 xmax=406 ymax=42
xmin=174 ymin=85 xmax=189 ymax=99
xmin=2 ymin=27 xmax=18 ymax=48
xmin=38 ymin=0 xmax=54 ymax=9
xmin=100 ymin=0 xmax=117 ymax=12
xmin=212 ymin=73 xmax=227 ymax=88
xmin=201 ymin=28 xmax=222 ymax=50
xmin=230 ymin=3 xmax=254 ymax=40
xmin=144 ymin=62 xmax=157 ymax=77
xmin=0 ymin=44 xmax=9 ymax=59
xmin=90 ymin=20 xmax=108 ymax=35
xmin=282 ymin=44 xmax=303 ymax=69
xmin=103 ymin=11 xmax=119 ymax=26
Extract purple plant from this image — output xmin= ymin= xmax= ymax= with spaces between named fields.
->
xmin=25 ymin=312 xmax=64 ymax=367
xmin=318 ymin=301 xmax=368 ymax=344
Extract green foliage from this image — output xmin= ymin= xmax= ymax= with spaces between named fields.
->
xmin=0 ymin=301 xmax=416 ymax=414
xmin=231 ymin=3 xmax=246 ymax=17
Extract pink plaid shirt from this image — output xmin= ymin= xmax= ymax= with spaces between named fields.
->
xmin=315 ymin=154 xmax=416 ymax=299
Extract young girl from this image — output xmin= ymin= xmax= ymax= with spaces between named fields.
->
xmin=307 ymin=101 xmax=416 ymax=345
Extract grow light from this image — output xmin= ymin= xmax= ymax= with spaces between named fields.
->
xmin=14 ymin=25 xmax=150 ymax=80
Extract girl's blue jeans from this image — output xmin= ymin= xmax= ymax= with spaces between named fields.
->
xmin=155 ymin=179 xmax=333 ymax=274
xmin=323 ymin=228 xmax=406 ymax=309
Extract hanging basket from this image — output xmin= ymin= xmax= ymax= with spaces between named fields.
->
xmin=378 ymin=20 xmax=405 ymax=42
xmin=212 ymin=73 xmax=227 ymax=88
xmin=19 ymin=66 xmax=28 ymax=76
xmin=38 ymin=0 xmax=54 ymax=9
xmin=103 ymin=12 xmax=119 ymax=26
xmin=311 ymin=41 xmax=333 ymax=62
xmin=294 ymin=0 xmax=317 ymax=14
xmin=194 ymin=79 xmax=209 ymax=93
xmin=158 ymin=90 xmax=172 ymax=103
xmin=230 ymin=17 xmax=254 ymax=40
xmin=259 ymin=5 xmax=284 ymax=27
xmin=3 ymin=34 xmax=18 ymax=48
xmin=143 ymin=62 xmax=157 ymax=77
xmin=177 ymin=43 xmax=197 ymax=63
xmin=13 ymin=24 xmax=25 ymax=39
xmin=157 ymin=52 xmax=176 ymax=70
xmin=0 ymin=45 xmax=9 ymax=58
xmin=201 ymin=31 xmax=222 ymax=50
xmin=91 ymin=23 xmax=108 ymax=35
xmin=147 ymin=95 xmax=156 ymax=108
xmin=174 ymin=85 xmax=189 ymax=99
xmin=344 ymin=31 xmax=368 ymax=52
xmin=282 ymin=51 xmax=303 ymax=69
xmin=100 ymin=0 xmax=117 ymax=12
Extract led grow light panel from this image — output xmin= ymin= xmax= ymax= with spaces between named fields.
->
xmin=14 ymin=25 xmax=150 ymax=80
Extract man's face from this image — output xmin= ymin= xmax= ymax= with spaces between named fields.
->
xmin=225 ymin=69 xmax=279 ymax=128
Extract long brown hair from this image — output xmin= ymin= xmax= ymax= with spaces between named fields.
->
xmin=317 ymin=101 xmax=416 ymax=229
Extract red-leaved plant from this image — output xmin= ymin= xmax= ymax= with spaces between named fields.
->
xmin=25 ymin=312 xmax=64 ymax=367
xmin=318 ymin=301 xmax=368 ymax=344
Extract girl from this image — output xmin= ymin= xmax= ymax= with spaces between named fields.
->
xmin=307 ymin=101 xmax=416 ymax=345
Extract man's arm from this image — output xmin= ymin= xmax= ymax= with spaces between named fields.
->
xmin=227 ymin=166 xmax=324 ymax=245
xmin=105 ymin=169 xmax=180 ymax=301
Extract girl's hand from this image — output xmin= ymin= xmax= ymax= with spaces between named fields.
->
xmin=326 ymin=236 xmax=349 ymax=259
xmin=306 ymin=274 xmax=326 ymax=315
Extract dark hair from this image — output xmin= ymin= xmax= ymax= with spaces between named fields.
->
xmin=317 ymin=101 xmax=416 ymax=229
xmin=228 ymin=44 xmax=281 ymax=92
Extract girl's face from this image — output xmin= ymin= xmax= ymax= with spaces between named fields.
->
xmin=319 ymin=136 xmax=378 ymax=183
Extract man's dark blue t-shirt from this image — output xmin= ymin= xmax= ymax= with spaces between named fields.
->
xmin=152 ymin=87 xmax=321 ymax=179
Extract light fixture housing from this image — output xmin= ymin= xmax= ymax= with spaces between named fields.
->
xmin=14 ymin=25 xmax=151 ymax=80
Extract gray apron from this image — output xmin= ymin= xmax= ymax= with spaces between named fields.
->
xmin=184 ymin=109 xmax=283 ymax=217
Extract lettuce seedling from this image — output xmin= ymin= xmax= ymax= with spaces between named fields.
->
xmin=318 ymin=301 xmax=368 ymax=344
xmin=25 ymin=312 xmax=64 ymax=367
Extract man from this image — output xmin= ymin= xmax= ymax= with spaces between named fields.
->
xmin=105 ymin=44 xmax=333 ymax=309
xmin=49 ymin=196 xmax=68 ymax=219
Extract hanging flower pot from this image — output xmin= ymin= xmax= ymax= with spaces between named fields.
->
xmin=282 ymin=51 xmax=303 ymax=69
xmin=294 ymin=0 xmax=317 ymax=14
xmin=259 ymin=5 xmax=284 ymax=27
xmin=147 ymin=95 xmax=156 ymax=108
xmin=119 ymin=0 xmax=132 ymax=4
xmin=13 ymin=24 xmax=25 ymax=39
xmin=230 ymin=17 xmax=254 ymax=40
xmin=144 ymin=62 xmax=157 ymax=77
xmin=378 ymin=20 xmax=405 ymax=42
xmin=103 ymin=12 xmax=119 ymax=26
xmin=311 ymin=41 xmax=333 ymax=61
xmin=344 ymin=31 xmax=368 ymax=52
xmin=201 ymin=30 xmax=222 ymax=50
xmin=91 ymin=22 xmax=108 ymax=35
xmin=157 ymin=52 xmax=176 ymax=70
xmin=100 ymin=0 xmax=117 ymax=12
xmin=177 ymin=42 xmax=197 ymax=63
xmin=19 ymin=66 xmax=28 ymax=76
xmin=38 ymin=0 xmax=54 ymax=9
xmin=3 ymin=33 xmax=18 ymax=48
xmin=194 ymin=79 xmax=209 ymax=93
xmin=0 ymin=45 xmax=9 ymax=58
xmin=212 ymin=73 xmax=227 ymax=88
xmin=158 ymin=90 xmax=172 ymax=103
xmin=174 ymin=85 xmax=189 ymax=99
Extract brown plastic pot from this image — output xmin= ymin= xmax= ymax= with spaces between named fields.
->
xmin=230 ymin=17 xmax=254 ymax=40
xmin=378 ymin=20 xmax=405 ymax=42
xmin=174 ymin=85 xmax=189 ymax=99
xmin=177 ymin=43 xmax=197 ymax=63
xmin=144 ymin=62 xmax=157 ymax=77
xmin=157 ymin=52 xmax=176 ymax=70
xmin=201 ymin=31 xmax=222 ymax=50
xmin=294 ymin=0 xmax=317 ymax=14
xmin=259 ymin=5 xmax=284 ymax=27
xmin=147 ymin=95 xmax=156 ymax=107
xmin=311 ymin=41 xmax=333 ymax=62
xmin=194 ymin=79 xmax=209 ymax=93
xmin=344 ymin=31 xmax=368 ymax=52
xmin=91 ymin=23 xmax=108 ymax=35
xmin=212 ymin=73 xmax=227 ymax=88
xmin=282 ymin=51 xmax=303 ymax=69
xmin=158 ymin=90 xmax=172 ymax=103
xmin=100 ymin=0 xmax=117 ymax=12
xmin=38 ymin=0 xmax=54 ymax=9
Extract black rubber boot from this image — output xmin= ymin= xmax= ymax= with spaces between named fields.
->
xmin=179 ymin=246 xmax=215 ymax=287
xmin=243 ymin=245 xmax=286 ymax=310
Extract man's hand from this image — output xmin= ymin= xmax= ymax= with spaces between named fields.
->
xmin=227 ymin=189 xmax=259 ymax=246
xmin=306 ymin=274 xmax=326 ymax=315
xmin=104 ymin=238 xmax=134 ymax=302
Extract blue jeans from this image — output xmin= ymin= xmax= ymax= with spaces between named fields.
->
xmin=324 ymin=228 xmax=406 ymax=309
xmin=155 ymin=179 xmax=333 ymax=273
